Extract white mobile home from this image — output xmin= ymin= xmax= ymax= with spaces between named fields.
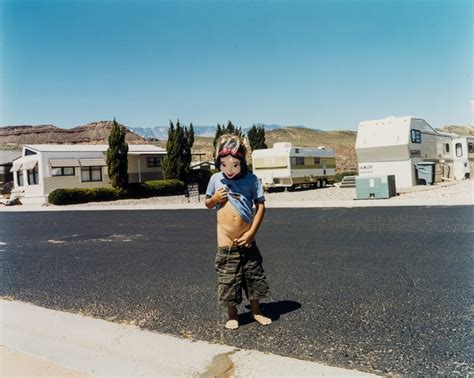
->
xmin=10 ymin=144 xmax=166 ymax=204
xmin=356 ymin=116 xmax=471 ymax=188
xmin=252 ymin=142 xmax=336 ymax=190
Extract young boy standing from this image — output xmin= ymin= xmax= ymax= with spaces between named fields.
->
xmin=205 ymin=134 xmax=272 ymax=330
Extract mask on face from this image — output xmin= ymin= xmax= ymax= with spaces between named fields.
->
xmin=220 ymin=155 xmax=241 ymax=180
xmin=215 ymin=134 xmax=248 ymax=179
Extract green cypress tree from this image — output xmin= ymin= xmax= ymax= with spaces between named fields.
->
xmin=163 ymin=120 xmax=194 ymax=181
xmin=106 ymin=118 xmax=129 ymax=189
xmin=213 ymin=123 xmax=222 ymax=153
xmin=175 ymin=120 xmax=186 ymax=179
xmin=247 ymin=124 xmax=268 ymax=151
xmin=163 ymin=121 xmax=178 ymax=179
xmin=183 ymin=123 xmax=194 ymax=177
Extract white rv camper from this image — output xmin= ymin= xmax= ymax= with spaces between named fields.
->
xmin=356 ymin=116 xmax=470 ymax=188
xmin=252 ymin=142 xmax=336 ymax=190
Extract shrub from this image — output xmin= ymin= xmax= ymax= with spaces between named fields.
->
xmin=122 ymin=182 xmax=150 ymax=198
xmin=48 ymin=187 xmax=120 ymax=205
xmin=143 ymin=179 xmax=186 ymax=196
xmin=48 ymin=179 xmax=187 ymax=204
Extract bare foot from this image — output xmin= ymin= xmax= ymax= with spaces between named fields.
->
xmin=252 ymin=314 xmax=272 ymax=326
xmin=225 ymin=319 xmax=239 ymax=330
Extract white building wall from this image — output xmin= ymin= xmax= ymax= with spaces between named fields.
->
xmin=11 ymin=155 xmax=44 ymax=202
xmin=358 ymin=160 xmax=416 ymax=189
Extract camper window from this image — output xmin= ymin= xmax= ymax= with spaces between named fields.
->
xmin=291 ymin=157 xmax=305 ymax=166
xmin=455 ymin=143 xmax=463 ymax=157
xmin=411 ymin=129 xmax=421 ymax=144
xmin=469 ymin=143 xmax=473 ymax=154
xmin=314 ymin=157 xmax=321 ymax=164
xmin=445 ymin=143 xmax=450 ymax=154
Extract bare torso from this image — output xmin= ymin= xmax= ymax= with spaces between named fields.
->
xmin=216 ymin=200 xmax=251 ymax=247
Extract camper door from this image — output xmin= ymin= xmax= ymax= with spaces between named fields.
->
xmin=452 ymin=138 xmax=469 ymax=180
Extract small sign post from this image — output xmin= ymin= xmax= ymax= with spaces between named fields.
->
xmin=187 ymin=183 xmax=200 ymax=203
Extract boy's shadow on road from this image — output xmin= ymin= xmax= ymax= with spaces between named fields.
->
xmin=240 ymin=300 xmax=301 ymax=326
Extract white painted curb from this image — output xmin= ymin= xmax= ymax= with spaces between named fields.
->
xmin=1 ymin=299 xmax=374 ymax=377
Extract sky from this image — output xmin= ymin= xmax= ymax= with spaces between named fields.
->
xmin=0 ymin=0 xmax=472 ymax=131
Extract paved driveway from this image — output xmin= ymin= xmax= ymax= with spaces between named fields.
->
xmin=1 ymin=206 xmax=472 ymax=375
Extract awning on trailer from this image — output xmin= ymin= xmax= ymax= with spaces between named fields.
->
xmin=79 ymin=158 xmax=106 ymax=166
xmin=49 ymin=159 xmax=80 ymax=167
xmin=10 ymin=161 xmax=22 ymax=172
xmin=22 ymin=160 xmax=38 ymax=170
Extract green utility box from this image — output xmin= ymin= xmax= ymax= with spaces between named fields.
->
xmin=355 ymin=175 xmax=396 ymax=200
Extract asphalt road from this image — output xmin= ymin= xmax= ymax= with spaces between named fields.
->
xmin=1 ymin=206 xmax=473 ymax=375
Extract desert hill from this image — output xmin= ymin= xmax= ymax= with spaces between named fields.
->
xmin=437 ymin=125 xmax=474 ymax=136
xmin=154 ymin=127 xmax=359 ymax=172
xmin=0 ymin=121 xmax=146 ymax=147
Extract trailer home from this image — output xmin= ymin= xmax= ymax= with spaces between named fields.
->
xmin=252 ymin=142 xmax=336 ymax=190
xmin=10 ymin=144 xmax=166 ymax=204
xmin=356 ymin=116 xmax=471 ymax=188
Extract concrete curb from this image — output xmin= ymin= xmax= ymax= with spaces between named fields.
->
xmin=1 ymin=299 xmax=374 ymax=377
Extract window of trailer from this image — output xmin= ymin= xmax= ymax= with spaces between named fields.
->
xmin=81 ymin=166 xmax=102 ymax=182
xmin=455 ymin=143 xmax=463 ymax=157
xmin=52 ymin=167 xmax=75 ymax=177
xmin=147 ymin=157 xmax=161 ymax=167
xmin=17 ymin=170 xmax=24 ymax=186
xmin=27 ymin=166 xmax=39 ymax=185
xmin=411 ymin=129 xmax=421 ymax=143
xmin=291 ymin=157 xmax=304 ymax=165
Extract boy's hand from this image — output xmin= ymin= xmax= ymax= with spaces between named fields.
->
xmin=235 ymin=231 xmax=254 ymax=248
xmin=213 ymin=188 xmax=228 ymax=204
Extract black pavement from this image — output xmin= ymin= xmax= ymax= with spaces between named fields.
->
xmin=1 ymin=206 xmax=473 ymax=375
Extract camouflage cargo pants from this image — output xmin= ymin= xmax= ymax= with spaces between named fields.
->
xmin=214 ymin=242 xmax=270 ymax=306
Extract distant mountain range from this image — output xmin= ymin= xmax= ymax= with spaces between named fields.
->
xmin=129 ymin=124 xmax=320 ymax=140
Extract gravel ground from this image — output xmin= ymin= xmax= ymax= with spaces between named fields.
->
xmin=267 ymin=179 xmax=473 ymax=203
